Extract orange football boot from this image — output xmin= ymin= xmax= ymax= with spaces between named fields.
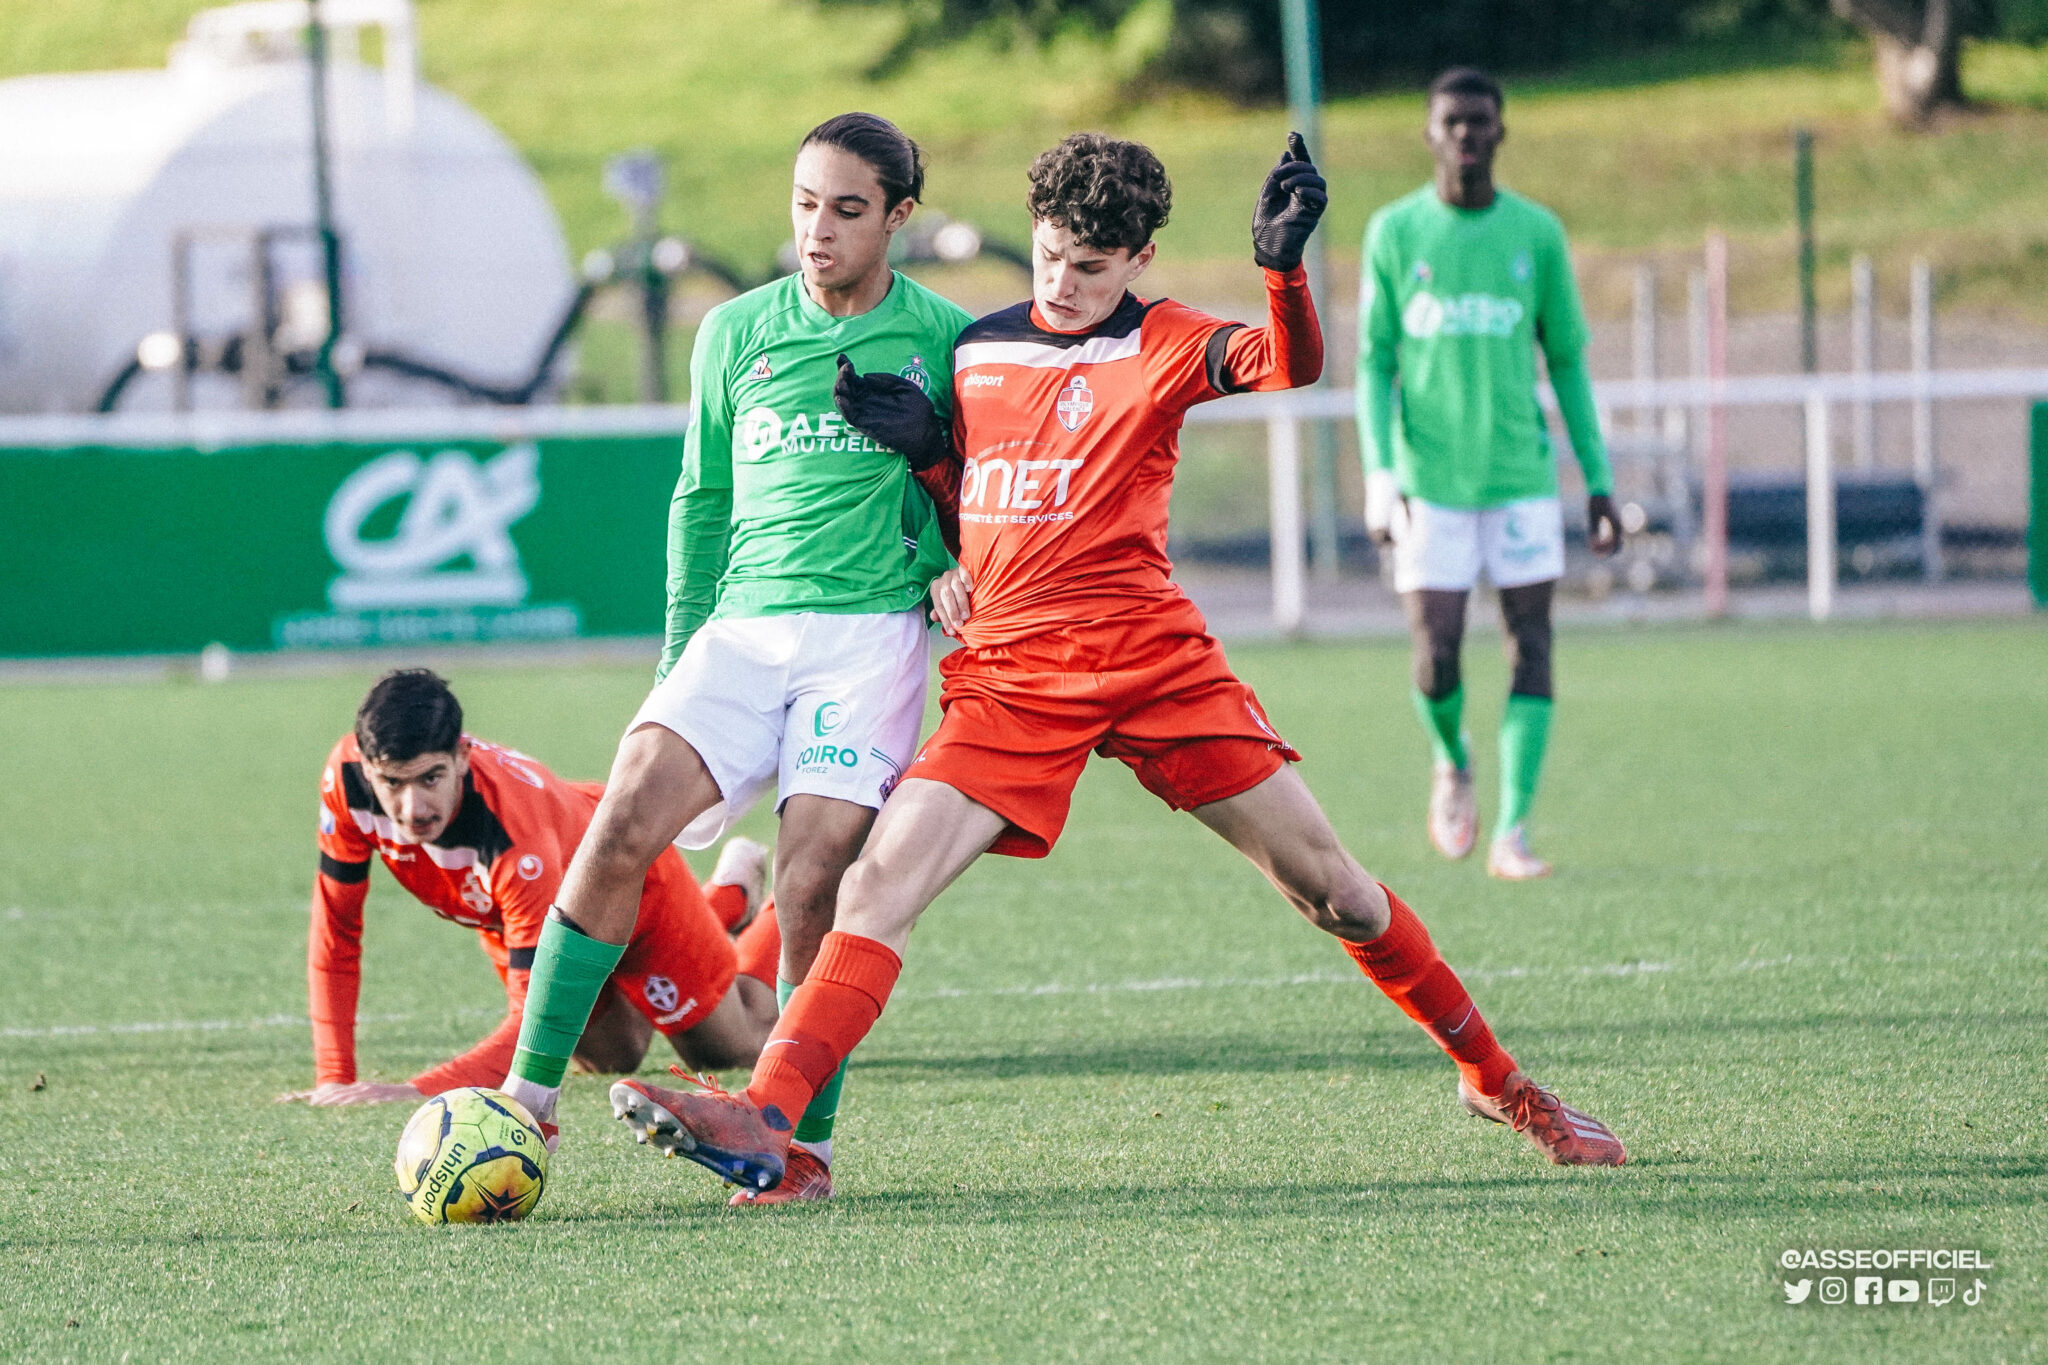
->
xmin=609 ymin=1070 xmax=790 ymax=1192
xmin=728 ymin=1146 xmax=832 ymax=1206
xmin=1460 ymin=1070 xmax=1626 ymax=1166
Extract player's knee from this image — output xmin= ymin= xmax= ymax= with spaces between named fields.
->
xmin=1413 ymin=637 xmax=1462 ymax=699
xmin=835 ymin=857 xmax=920 ymax=939
xmin=1506 ymin=625 xmax=1553 ymax=698
xmin=1285 ymin=856 xmax=1386 ymax=940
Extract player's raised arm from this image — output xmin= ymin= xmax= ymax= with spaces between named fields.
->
xmin=1212 ymin=133 xmax=1327 ymax=395
xmin=660 ymin=311 xmax=741 ymax=681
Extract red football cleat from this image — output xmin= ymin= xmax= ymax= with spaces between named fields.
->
xmin=1460 ymin=1070 xmax=1627 ymax=1166
xmin=728 ymin=1146 xmax=832 ymax=1206
xmin=609 ymin=1070 xmax=791 ymax=1191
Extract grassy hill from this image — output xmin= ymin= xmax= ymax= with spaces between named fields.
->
xmin=15 ymin=3 xmax=2048 ymax=328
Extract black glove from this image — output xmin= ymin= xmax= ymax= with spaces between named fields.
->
xmin=833 ymin=353 xmax=952 ymax=472
xmin=1251 ymin=132 xmax=1328 ymax=273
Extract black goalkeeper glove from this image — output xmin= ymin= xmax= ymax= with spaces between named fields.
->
xmin=1251 ymin=131 xmax=1329 ymax=273
xmin=833 ymin=353 xmax=952 ymax=472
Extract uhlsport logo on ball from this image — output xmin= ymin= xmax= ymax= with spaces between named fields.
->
xmin=394 ymin=1087 xmax=548 ymax=1225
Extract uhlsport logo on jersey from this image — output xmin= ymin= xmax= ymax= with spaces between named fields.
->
xmin=1402 ymin=291 xmax=1525 ymax=340
xmin=323 ymin=445 xmax=540 ymax=611
xmin=1055 ymin=375 xmax=1094 ymax=431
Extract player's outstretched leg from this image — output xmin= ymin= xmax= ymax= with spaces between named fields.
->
xmin=1192 ymin=766 xmax=1623 ymax=1166
xmin=1405 ymin=589 xmax=1477 ymax=860
xmin=1488 ymin=581 xmax=1555 ymax=880
xmin=614 ymin=779 xmax=1005 ymax=1194
xmin=503 ymin=725 xmax=723 ymax=1124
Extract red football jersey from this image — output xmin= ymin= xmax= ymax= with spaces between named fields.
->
xmin=942 ymin=266 xmax=1321 ymax=648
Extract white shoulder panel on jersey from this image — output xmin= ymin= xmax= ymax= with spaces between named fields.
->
xmin=956 ymin=332 xmax=1143 ymax=372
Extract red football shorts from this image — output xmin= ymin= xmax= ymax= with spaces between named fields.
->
xmin=610 ymin=847 xmax=738 ymax=1035
xmin=905 ymin=598 xmax=1301 ymax=858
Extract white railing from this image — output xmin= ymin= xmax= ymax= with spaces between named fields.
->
xmin=1186 ymin=366 xmax=2048 ymax=631
xmin=4 ymin=363 xmax=2042 ymax=635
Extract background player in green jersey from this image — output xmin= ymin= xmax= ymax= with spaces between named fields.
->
xmin=1358 ymin=67 xmax=1621 ymax=882
xmin=498 ymin=113 xmax=972 ymax=1204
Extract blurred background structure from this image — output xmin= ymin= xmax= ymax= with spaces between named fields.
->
xmin=2 ymin=0 xmax=2045 ymax=662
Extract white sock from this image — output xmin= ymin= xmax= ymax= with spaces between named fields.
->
xmin=501 ymin=1075 xmax=560 ymax=1124
xmin=794 ymin=1138 xmax=832 ymax=1166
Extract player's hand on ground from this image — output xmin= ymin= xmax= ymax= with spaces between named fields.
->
xmin=833 ymin=353 xmax=952 ymax=472
xmin=1587 ymin=493 xmax=1623 ymax=557
xmin=929 ymin=566 xmax=974 ymax=637
xmin=276 ymin=1081 xmax=426 ymax=1106
xmin=1252 ymin=132 xmax=1328 ymax=273
xmin=1364 ymin=469 xmax=1407 ymax=546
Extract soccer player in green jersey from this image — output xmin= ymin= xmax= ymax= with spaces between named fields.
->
xmin=1358 ymin=68 xmax=1621 ymax=881
xmin=497 ymin=113 xmax=972 ymax=1204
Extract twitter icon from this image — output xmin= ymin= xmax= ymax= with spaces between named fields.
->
xmin=1784 ymin=1280 xmax=1814 ymax=1304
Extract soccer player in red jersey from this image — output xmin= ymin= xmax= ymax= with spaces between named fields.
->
xmin=277 ymin=670 xmax=782 ymax=1120
xmin=611 ymin=134 xmax=1625 ymax=1193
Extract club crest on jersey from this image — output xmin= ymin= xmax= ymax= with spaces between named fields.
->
xmin=899 ymin=355 xmax=931 ymax=394
xmin=1055 ymin=375 xmax=1094 ymax=432
xmin=1412 ymin=260 xmax=1433 ymax=282
xmin=1512 ymin=252 xmax=1533 ymax=282
xmin=745 ymin=355 xmax=773 ymax=385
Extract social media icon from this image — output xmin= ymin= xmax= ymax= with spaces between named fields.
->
xmin=1783 ymin=1280 xmax=1813 ymax=1305
xmin=1929 ymin=1278 xmax=1956 ymax=1307
xmin=1854 ymin=1277 xmax=1884 ymax=1305
xmin=1819 ymin=1277 xmax=1848 ymax=1304
xmin=1964 ymin=1278 xmax=1987 ymax=1306
xmin=1888 ymin=1280 xmax=1920 ymax=1303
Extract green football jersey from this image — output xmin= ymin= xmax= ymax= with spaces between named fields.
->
xmin=1357 ymin=185 xmax=1610 ymax=509
xmin=661 ymin=271 xmax=973 ymax=673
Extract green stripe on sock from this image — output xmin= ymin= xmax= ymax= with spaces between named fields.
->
xmin=509 ymin=915 xmax=627 ymax=1089
xmin=1496 ymin=693 xmax=1553 ymax=836
xmin=1411 ymin=685 xmax=1469 ymax=770
xmin=778 ymin=976 xmax=848 ymax=1143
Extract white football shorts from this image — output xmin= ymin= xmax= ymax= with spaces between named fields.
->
xmin=1391 ymin=495 xmax=1566 ymax=594
xmin=631 ymin=610 xmax=930 ymax=849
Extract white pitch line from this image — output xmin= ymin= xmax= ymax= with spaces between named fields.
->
xmin=919 ymin=959 xmax=1676 ymax=1002
xmin=19 ymin=947 xmax=2032 ymax=1041
xmin=0 ymin=1010 xmax=436 ymax=1042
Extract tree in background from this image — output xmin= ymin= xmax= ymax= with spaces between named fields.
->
xmin=1831 ymin=0 xmax=1965 ymax=123
xmin=831 ymin=0 xmax=2021 ymax=125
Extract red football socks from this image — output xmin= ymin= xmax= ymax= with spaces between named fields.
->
xmin=704 ymin=881 xmax=750 ymax=933
xmin=1344 ymin=884 xmax=1517 ymax=1098
xmin=745 ymin=931 xmax=901 ymax=1128
xmin=732 ymin=899 xmax=780 ymax=987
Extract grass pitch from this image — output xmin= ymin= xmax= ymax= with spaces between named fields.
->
xmin=1 ymin=620 xmax=2043 ymax=1361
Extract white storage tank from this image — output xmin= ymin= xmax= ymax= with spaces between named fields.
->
xmin=0 ymin=0 xmax=575 ymax=412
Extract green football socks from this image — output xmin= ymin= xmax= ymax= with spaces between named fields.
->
xmin=779 ymin=977 xmax=848 ymax=1149
xmin=1496 ymin=693 xmax=1553 ymax=837
xmin=1411 ymin=684 xmax=1470 ymax=771
xmin=510 ymin=913 xmax=627 ymax=1089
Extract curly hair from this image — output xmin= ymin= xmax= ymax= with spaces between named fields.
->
xmin=1026 ymin=133 xmax=1172 ymax=254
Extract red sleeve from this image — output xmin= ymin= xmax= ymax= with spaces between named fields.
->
xmin=410 ymin=967 xmax=529 ymax=1094
xmin=309 ymin=874 xmax=368 ymax=1085
xmin=1217 ymin=266 xmax=1324 ymax=394
xmin=914 ymin=453 xmax=963 ymax=559
xmin=309 ymin=750 xmax=375 ymax=1085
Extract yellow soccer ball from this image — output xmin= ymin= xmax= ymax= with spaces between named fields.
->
xmin=394 ymin=1087 xmax=548 ymax=1225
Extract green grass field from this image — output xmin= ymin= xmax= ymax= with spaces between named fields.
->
xmin=1 ymin=619 xmax=2043 ymax=1361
